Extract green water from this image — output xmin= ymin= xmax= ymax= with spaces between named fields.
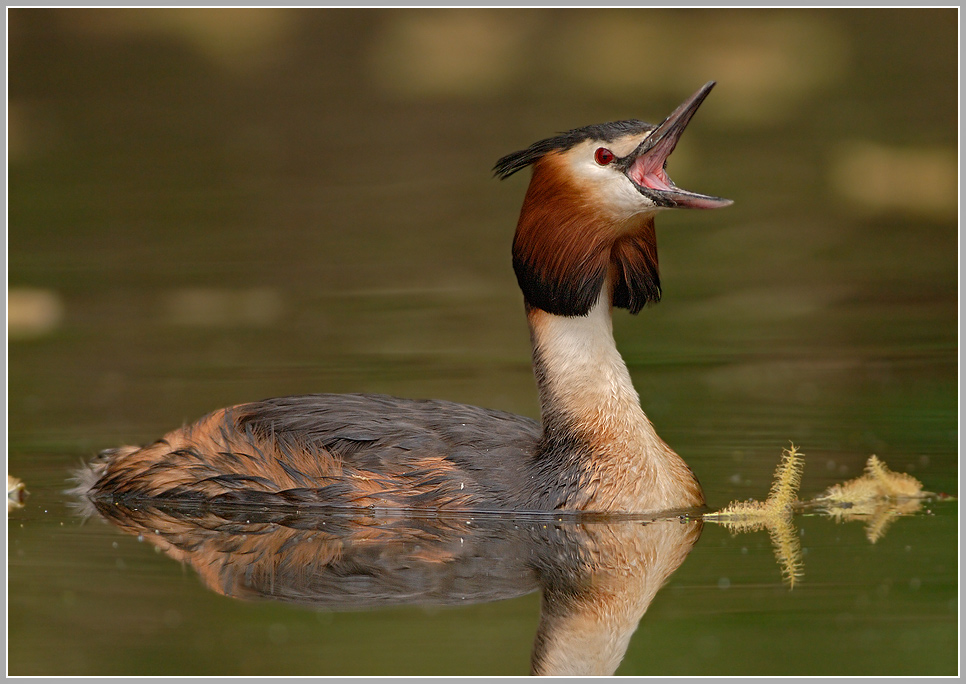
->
xmin=7 ymin=8 xmax=958 ymax=676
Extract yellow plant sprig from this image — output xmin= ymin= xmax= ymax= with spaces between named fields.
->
xmin=703 ymin=444 xmax=805 ymax=588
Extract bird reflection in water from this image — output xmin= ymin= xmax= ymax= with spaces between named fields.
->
xmin=81 ymin=498 xmax=702 ymax=676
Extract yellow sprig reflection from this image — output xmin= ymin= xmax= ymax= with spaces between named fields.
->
xmin=813 ymin=455 xmax=927 ymax=543
xmin=704 ymin=445 xmax=805 ymax=588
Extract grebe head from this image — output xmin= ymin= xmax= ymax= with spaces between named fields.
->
xmin=495 ymin=81 xmax=732 ymax=317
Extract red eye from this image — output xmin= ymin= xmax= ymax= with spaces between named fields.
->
xmin=594 ymin=147 xmax=615 ymax=166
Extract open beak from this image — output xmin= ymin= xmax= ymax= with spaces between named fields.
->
xmin=621 ymin=81 xmax=733 ymax=210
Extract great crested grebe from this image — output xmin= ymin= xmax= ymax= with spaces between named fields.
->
xmin=77 ymin=82 xmax=732 ymax=515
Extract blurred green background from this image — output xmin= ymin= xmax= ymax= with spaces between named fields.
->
xmin=7 ymin=8 xmax=958 ymax=676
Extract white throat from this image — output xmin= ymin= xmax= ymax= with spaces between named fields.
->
xmin=531 ymin=290 xmax=640 ymax=421
xmin=526 ymin=285 xmax=704 ymax=512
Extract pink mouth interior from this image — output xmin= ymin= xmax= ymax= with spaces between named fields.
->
xmin=628 ymin=158 xmax=674 ymax=192
xmin=626 ymin=130 xmax=679 ymax=191
xmin=625 ymin=134 xmax=733 ymax=210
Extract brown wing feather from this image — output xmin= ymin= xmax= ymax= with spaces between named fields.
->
xmin=82 ymin=394 xmax=542 ymax=511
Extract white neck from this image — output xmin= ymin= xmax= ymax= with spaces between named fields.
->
xmin=527 ymin=285 xmax=703 ymax=512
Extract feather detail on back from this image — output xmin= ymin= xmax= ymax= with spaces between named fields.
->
xmin=82 ymin=394 xmax=542 ymax=511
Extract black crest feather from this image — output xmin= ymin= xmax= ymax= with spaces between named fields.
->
xmin=493 ymin=120 xmax=654 ymax=180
